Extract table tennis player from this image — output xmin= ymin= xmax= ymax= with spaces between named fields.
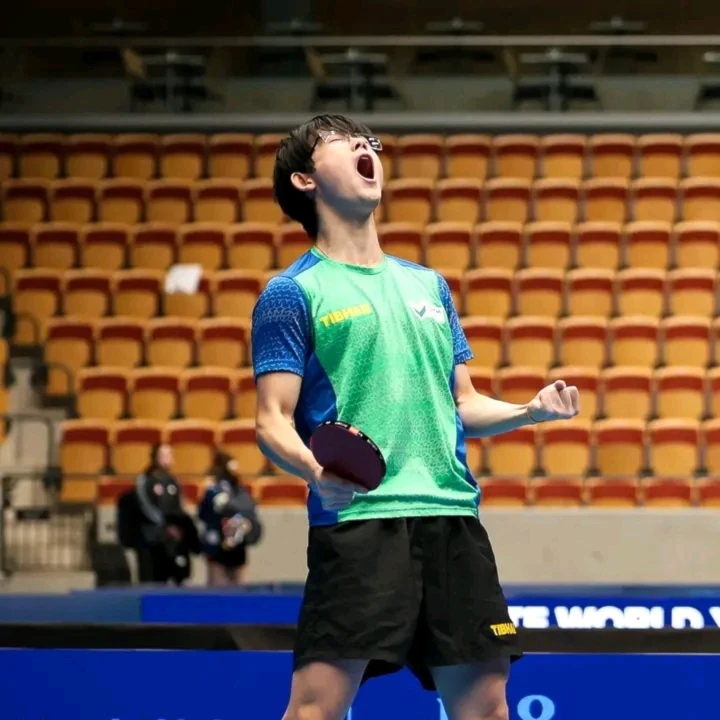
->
xmin=251 ymin=114 xmax=580 ymax=720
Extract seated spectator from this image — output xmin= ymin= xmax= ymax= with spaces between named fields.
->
xmin=199 ymin=451 xmax=262 ymax=586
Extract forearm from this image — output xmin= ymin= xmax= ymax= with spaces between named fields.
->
xmin=457 ymin=393 xmax=534 ymax=439
xmin=256 ymin=412 xmax=320 ymax=481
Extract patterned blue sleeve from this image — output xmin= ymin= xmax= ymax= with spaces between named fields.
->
xmin=251 ymin=276 xmax=311 ymax=379
xmin=437 ymin=274 xmax=473 ymax=365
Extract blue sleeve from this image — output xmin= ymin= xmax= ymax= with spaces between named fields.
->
xmin=437 ymin=274 xmax=473 ymax=365
xmin=251 ymin=276 xmax=311 ymax=380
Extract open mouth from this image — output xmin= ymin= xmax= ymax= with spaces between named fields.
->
xmin=356 ymin=153 xmax=375 ymax=181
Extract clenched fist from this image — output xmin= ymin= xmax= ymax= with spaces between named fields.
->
xmin=526 ymin=379 xmax=580 ymax=423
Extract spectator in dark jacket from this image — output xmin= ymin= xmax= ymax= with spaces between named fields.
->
xmin=198 ymin=451 xmax=262 ymax=586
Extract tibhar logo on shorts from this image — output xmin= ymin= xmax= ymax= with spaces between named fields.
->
xmin=490 ymin=622 xmax=517 ymax=637
xmin=319 ymin=303 xmax=373 ymax=327
xmin=408 ymin=301 xmax=445 ymax=323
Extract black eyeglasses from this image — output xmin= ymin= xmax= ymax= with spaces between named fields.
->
xmin=310 ymin=130 xmax=383 ymax=154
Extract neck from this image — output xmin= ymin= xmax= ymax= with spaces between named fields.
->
xmin=315 ymin=206 xmax=383 ymax=266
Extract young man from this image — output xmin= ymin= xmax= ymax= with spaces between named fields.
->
xmin=252 ymin=115 xmax=580 ymax=720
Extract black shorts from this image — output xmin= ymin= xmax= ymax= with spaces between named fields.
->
xmin=294 ymin=515 xmax=523 ymax=690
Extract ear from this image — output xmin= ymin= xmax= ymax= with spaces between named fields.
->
xmin=291 ymin=171 xmax=316 ymax=194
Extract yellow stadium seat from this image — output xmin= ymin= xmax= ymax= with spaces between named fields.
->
xmin=129 ymin=367 xmax=180 ymax=421
xmin=593 ymin=419 xmax=646 ymax=477
xmin=556 ymin=317 xmax=608 ymax=368
xmin=582 ymin=178 xmax=629 ymax=223
xmin=492 ymin=134 xmax=539 ymax=180
xmin=396 ymin=134 xmax=444 ymax=179
xmin=566 ymin=269 xmax=614 ymax=318
xmin=600 ymin=367 xmax=653 ymax=420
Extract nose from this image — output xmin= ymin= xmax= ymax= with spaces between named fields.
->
xmin=351 ymin=136 xmax=369 ymax=152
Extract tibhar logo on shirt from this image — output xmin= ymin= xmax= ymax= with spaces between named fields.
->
xmin=319 ymin=303 xmax=374 ymax=327
xmin=409 ymin=301 xmax=445 ymax=323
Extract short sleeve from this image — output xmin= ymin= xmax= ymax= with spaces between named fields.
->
xmin=251 ymin=276 xmax=312 ymax=379
xmin=437 ymin=274 xmax=473 ymax=365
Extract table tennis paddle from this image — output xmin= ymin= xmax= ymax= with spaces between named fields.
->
xmin=310 ymin=420 xmax=386 ymax=491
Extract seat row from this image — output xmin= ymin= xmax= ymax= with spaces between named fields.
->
xmin=5 ymin=176 xmax=720 ymax=226
xmin=4 ymin=132 xmax=720 ymax=182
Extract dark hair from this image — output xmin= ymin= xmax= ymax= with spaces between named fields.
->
xmin=273 ymin=114 xmax=373 ymax=238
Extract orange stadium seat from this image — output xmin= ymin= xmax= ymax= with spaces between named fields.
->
xmin=0 ymin=223 xmax=31 ymax=290
xmin=631 ymin=178 xmax=678 ymax=224
xmin=212 ymin=270 xmax=263 ymax=320
xmin=63 ymin=269 xmax=111 ymax=318
xmin=113 ymin=269 xmax=163 ymax=319
xmin=32 ymin=222 xmax=80 ymax=271
xmin=0 ymin=133 xmax=18 ymax=181
xmin=377 ymin=134 xmax=397 ymax=180
xmin=704 ymin=420 xmax=720 ymax=476
xmin=637 ymin=134 xmax=683 ymax=179
xmin=164 ymin=275 xmax=211 ymax=319
xmin=549 ymin=366 xmax=599 ymax=420
xmin=227 ymin=223 xmax=276 ymax=270
xmin=486 ymin=426 xmax=538 ymax=476
xmin=505 ymin=317 xmax=555 ymax=370
xmin=464 ymin=269 xmax=513 ymax=318
xmin=49 ymin=179 xmax=96 ymax=223
xmin=625 ymin=222 xmax=672 ymax=269
xmin=533 ymin=179 xmax=580 ymax=224
xmin=198 ymin=319 xmax=250 ymax=368
xmin=648 ymin=419 xmax=700 ymax=477
xmin=445 ymin=134 xmax=491 ymax=180
xmin=469 ymin=367 xmax=494 ymax=396
xmin=129 ymin=223 xmax=176 ymax=271
xmin=438 ymin=268 xmax=463 ymax=310
xmin=644 ymin=477 xmax=694 ymax=508
xmin=208 ymin=134 xmax=253 ymax=180
xmin=587 ymin=477 xmax=638 ymax=508
xmin=484 ymin=179 xmax=531 ymax=223
xmin=12 ymin=269 xmax=62 ymax=345
xmin=145 ymin=179 xmax=193 ymax=224
xmin=615 ymin=269 xmax=666 ymax=318
xmin=425 ymin=223 xmax=472 ymax=270
xmin=234 ymin=367 xmax=257 ymax=419
xmin=396 ymin=134 xmax=444 ymax=179
xmin=111 ymin=419 xmax=164 ymax=476
xmin=654 ymin=367 xmax=705 ymax=420
xmin=165 ymin=419 xmax=217 ymax=477
xmin=674 ymin=221 xmax=720 ymax=270
xmin=686 ymin=134 xmax=720 ymax=177
xmin=574 ymin=222 xmax=622 ymax=270
xmin=146 ymin=318 xmax=196 ymax=368
xmin=589 ymin=134 xmax=635 ymax=179
xmin=698 ymin=477 xmax=720 ymax=507
xmin=243 ymin=178 xmax=283 ymax=223
xmin=193 ymin=179 xmax=242 ymax=223
xmin=582 ymin=178 xmax=629 ymax=223
xmin=492 ymin=135 xmax=539 ymax=180
xmin=378 ymin=223 xmax=424 ymax=264
xmin=129 ymin=368 xmax=180 ymax=421
xmin=181 ymin=367 xmax=233 ymax=421
xmin=662 ymin=316 xmax=712 ymax=368
xmin=566 ymin=269 xmax=614 ymax=317
xmin=461 ymin=317 xmax=503 ymax=368
xmin=556 ymin=317 xmax=608 ymax=368
xmin=540 ymin=134 xmax=587 ymax=180
xmin=609 ymin=316 xmax=660 ymax=367
xmin=18 ymin=133 xmax=65 ymax=179
xmin=514 ymin=268 xmax=564 ymax=317
xmin=524 ymin=222 xmax=572 ymax=268
xmin=65 ymin=134 xmax=112 ymax=179
xmin=532 ymin=477 xmax=584 ymax=507
xmin=494 ymin=367 xmax=545 ymax=405
xmin=112 ymin=134 xmax=158 ymax=180
xmin=475 ymin=222 xmax=523 ymax=270
xmin=277 ymin=224 xmax=311 ymax=268
xmin=217 ymin=419 xmax=267 ymax=475
xmin=256 ymin=476 xmax=308 ymax=506
xmin=2 ymin=178 xmax=49 ymax=223
xmin=59 ymin=419 xmax=109 ymax=503
xmin=159 ymin=134 xmax=206 ymax=180
xmin=435 ymin=179 xmax=483 ymax=224
xmin=75 ymin=367 xmax=129 ymax=420
xmin=480 ymin=478 xmax=528 ymax=507
xmin=600 ymin=367 xmax=653 ymax=420
xmin=80 ymin=223 xmax=129 ymax=272
xmin=384 ymin=179 xmax=434 ymax=224
xmin=44 ymin=318 xmax=94 ymax=396
xmin=254 ymin=134 xmax=284 ymax=179
xmin=95 ymin=318 xmax=146 ymax=368
xmin=667 ymin=269 xmax=716 ymax=316
xmin=680 ymin=177 xmax=720 ymax=222
xmin=97 ymin=179 xmax=145 ymax=224
xmin=177 ymin=223 xmax=227 ymax=272
xmin=593 ymin=419 xmax=646 ymax=477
